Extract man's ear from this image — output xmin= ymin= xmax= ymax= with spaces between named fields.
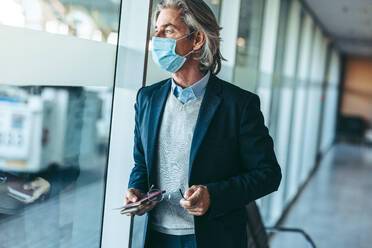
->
xmin=193 ymin=31 xmax=206 ymax=51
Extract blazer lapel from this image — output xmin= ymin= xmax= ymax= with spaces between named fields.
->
xmin=147 ymin=80 xmax=171 ymax=178
xmin=189 ymin=76 xmax=222 ymax=179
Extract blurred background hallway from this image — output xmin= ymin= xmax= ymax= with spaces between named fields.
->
xmin=271 ymin=142 xmax=372 ymax=247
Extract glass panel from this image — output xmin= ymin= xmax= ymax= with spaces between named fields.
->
xmin=247 ymin=0 xmax=281 ymax=225
xmin=300 ymin=28 xmax=328 ymax=183
xmin=233 ymin=0 xmax=265 ymax=92
xmin=276 ymin=0 xmax=304 ymax=207
xmin=255 ymin=0 xmax=281 ymax=127
xmin=286 ymin=14 xmax=314 ymax=203
xmin=269 ymin=0 xmax=291 ymax=137
xmin=319 ymin=50 xmax=341 ymax=153
xmin=0 ymin=1 xmax=121 ymax=247
xmin=263 ymin=0 xmax=292 ymax=224
xmin=0 ymin=0 xmax=120 ymax=43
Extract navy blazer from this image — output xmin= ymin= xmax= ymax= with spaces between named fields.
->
xmin=128 ymin=75 xmax=282 ymax=248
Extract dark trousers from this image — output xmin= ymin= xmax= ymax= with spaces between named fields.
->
xmin=146 ymin=229 xmax=197 ymax=248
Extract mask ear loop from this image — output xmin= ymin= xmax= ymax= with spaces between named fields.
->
xmin=177 ymin=30 xmax=196 ymax=41
xmin=184 ymin=49 xmax=194 ymax=58
xmin=177 ymin=30 xmax=196 ymax=58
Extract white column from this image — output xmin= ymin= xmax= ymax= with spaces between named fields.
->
xmin=101 ymin=0 xmax=151 ymax=247
xmin=301 ymin=27 xmax=328 ymax=183
xmin=219 ymin=0 xmax=241 ymax=82
xmin=320 ymin=48 xmax=341 ymax=153
xmin=270 ymin=0 xmax=301 ymax=221
xmin=286 ymin=14 xmax=314 ymax=202
xmin=256 ymin=0 xmax=281 ymax=125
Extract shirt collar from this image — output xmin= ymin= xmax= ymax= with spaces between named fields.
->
xmin=171 ymin=71 xmax=210 ymax=104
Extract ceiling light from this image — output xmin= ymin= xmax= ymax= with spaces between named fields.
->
xmin=236 ymin=37 xmax=246 ymax=47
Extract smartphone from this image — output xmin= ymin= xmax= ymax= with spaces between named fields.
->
xmin=120 ymin=205 xmax=144 ymax=215
xmin=115 ymin=190 xmax=166 ymax=214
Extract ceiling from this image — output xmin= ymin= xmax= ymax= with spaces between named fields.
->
xmin=303 ymin=0 xmax=372 ymax=57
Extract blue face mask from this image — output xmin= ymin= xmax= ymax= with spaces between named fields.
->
xmin=152 ymin=32 xmax=194 ymax=73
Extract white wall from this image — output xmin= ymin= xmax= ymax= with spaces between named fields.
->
xmin=101 ymin=1 xmax=151 ymax=247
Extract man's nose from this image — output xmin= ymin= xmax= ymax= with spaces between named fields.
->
xmin=153 ymin=30 xmax=162 ymax=38
xmin=155 ymin=30 xmax=169 ymax=38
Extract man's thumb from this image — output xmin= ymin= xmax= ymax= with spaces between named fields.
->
xmin=130 ymin=191 xmax=138 ymax=202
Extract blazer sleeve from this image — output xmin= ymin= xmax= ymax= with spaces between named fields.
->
xmin=206 ymin=94 xmax=282 ymax=219
xmin=128 ymin=88 xmax=148 ymax=193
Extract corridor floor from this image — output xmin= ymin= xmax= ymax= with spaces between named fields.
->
xmin=270 ymin=142 xmax=372 ymax=248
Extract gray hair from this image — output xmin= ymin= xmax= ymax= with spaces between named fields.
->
xmin=155 ymin=0 xmax=225 ymax=75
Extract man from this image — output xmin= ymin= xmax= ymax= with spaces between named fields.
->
xmin=125 ymin=0 xmax=282 ymax=247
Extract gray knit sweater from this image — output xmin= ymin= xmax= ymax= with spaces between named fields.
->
xmin=150 ymin=91 xmax=204 ymax=235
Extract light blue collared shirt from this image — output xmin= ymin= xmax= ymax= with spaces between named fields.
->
xmin=171 ymin=71 xmax=210 ymax=104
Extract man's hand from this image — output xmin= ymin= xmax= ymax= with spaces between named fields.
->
xmin=180 ymin=185 xmax=210 ymax=216
xmin=124 ymin=188 xmax=157 ymax=216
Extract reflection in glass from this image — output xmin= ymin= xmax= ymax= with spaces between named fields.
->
xmin=0 ymin=86 xmax=113 ymax=247
xmin=0 ymin=0 xmax=120 ymax=247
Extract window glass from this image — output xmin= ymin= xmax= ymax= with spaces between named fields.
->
xmin=0 ymin=0 xmax=120 ymax=43
xmin=233 ymin=0 xmax=265 ymax=92
xmin=0 ymin=1 xmax=121 ymax=247
xmin=286 ymin=14 xmax=314 ymax=203
xmin=262 ymin=0 xmax=293 ymax=225
xmin=269 ymin=0 xmax=303 ymax=217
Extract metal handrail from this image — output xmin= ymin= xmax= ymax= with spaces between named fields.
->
xmin=266 ymin=226 xmax=316 ymax=248
xmin=128 ymin=215 xmax=135 ymax=248
xmin=0 ymin=174 xmax=7 ymax=184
